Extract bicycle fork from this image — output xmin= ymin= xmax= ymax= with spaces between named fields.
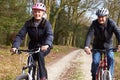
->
xmin=96 ymin=53 xmax=112 ymax=80
xmin=103 ymin=54 xmax=112 ymax=80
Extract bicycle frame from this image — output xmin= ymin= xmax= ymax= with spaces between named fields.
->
xmin=24 ymin=53 xmax=36 ymax=80
xmin=92 ymin=49 xmax=117 ymax=80
xmin=96 ymin=52 xmax=108 ymax=80
xmin=15 ymin=48 xmax=40 ymax=80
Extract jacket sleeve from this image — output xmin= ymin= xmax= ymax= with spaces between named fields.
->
xmin=112 ymin=21 xmax=120 ymax=45
xmin=12 ymin=23 xmax=27 ymax=48
xmin=44 ymin=21 xmax=54 ymax=47
xmin=84 ymin=22 xmax=95 ymax=48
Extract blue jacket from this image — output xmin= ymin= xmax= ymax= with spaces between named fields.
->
xmin=12 ymin=17 xmax=54 ymax=49
xmin=84 ymin=18 xmax=120 ymax=49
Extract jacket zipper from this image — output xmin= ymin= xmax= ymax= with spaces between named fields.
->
xmin=35 ymin=27 xmax=39 ymax=41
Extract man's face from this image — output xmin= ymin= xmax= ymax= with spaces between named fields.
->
xmin=98 ymin=16 xmax=107 ymax=25
xmin=32 ymin=9 xmax=44 ymax=20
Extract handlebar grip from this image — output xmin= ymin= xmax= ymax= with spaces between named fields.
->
xmin=15 ymin=49 xmax=22 ymax=54
xmin=112 ymin=48 xmax=117 ymax=52
xmin=11 ymin=49 xmax=21 ymax=55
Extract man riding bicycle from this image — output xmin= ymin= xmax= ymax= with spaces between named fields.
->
xmin=84 ymin=8 xmax=120 ymax=80
xmin=10 ymin=2 xmax=53 ymax=80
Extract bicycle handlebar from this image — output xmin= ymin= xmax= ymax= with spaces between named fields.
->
xmin=91 ymin=48 xmax=117 ymax=53
xmin=15 ymin=48 xmax=41 ymax=54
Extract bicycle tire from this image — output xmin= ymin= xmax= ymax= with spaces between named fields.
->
xmin=97 ymin=68 xmax=103 ymax=80
xmin=103 ymin=70 xmax=112 ymax=80
xmin=15 ymin=74 xmax=28 ymax=80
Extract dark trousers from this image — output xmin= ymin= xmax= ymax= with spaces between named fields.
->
xmin=32 ymin=48 xmax=50 ymax=79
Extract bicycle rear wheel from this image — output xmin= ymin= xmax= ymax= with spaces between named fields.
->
xmin=103 ymin=70 xmax=112 ymax=80
xmin=15 ymin=74 xmax=28 ymax=80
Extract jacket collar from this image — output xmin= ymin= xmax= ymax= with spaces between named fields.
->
xmin=28 ymin=17 xmax=45 ymax=28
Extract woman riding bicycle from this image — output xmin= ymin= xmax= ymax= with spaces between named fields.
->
xmin=84 ymin=8 xmax=120 ymax=80
xmin=10 ymin=2 xmax=53 ymax=80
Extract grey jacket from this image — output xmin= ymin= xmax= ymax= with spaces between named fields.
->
xmin=84 ymin=18 xmax=120 ymax=49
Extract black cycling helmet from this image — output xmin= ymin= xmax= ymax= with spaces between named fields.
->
xmin=96 ymin=8 xmax=109 ymax=16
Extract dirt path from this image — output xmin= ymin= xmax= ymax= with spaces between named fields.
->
xmin=78 ymin=49 xmax=92 ymax=80
xmin=47 ymin=49 xmax=92 ymax=80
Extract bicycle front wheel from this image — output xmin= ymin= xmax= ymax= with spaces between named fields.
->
xmin=103 ymin=70 xmax=112 ymax=80
xmin=15 ymin=74 xmax=28 ymax=80
xmin=97 ymin=68 xmax=103 ymax=80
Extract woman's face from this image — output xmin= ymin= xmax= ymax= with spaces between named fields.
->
xmin=32 ymin=9 xmax=44 ymax=20
xmin=98 ymin=16 xmax=107 ymax=25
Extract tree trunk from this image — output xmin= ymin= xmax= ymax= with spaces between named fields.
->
xmin=24 ymin=33 xmax=28 ymax=47
xmin=32 ymin=0 xmax=36 ymax=4
xmin=117 ymin=12 xmax=120 ymax=26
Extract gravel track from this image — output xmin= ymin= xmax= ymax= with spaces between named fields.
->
xmin=47 ymin=49 xmax=92 ymax=80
